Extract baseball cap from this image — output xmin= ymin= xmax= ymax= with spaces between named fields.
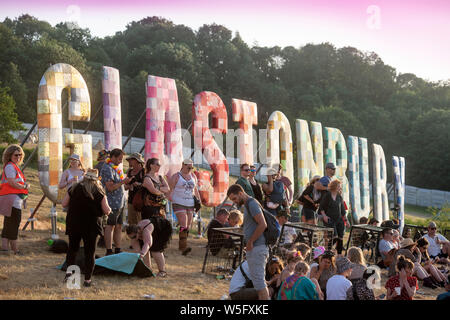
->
xmin=325 ymin=162 xmax=336 ymax=170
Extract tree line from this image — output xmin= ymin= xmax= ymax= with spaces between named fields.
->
xmin=0 ymin=14 xmax=449 ymax=191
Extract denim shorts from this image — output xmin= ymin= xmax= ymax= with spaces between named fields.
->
xmin=246 ymin=245 xmax=269 ymax=291
xmin=106 ymin=207 xmax=124 ymax=226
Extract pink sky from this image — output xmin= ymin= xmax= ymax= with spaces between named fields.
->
xmin=1 ymin=0 xmax=449 ymax=81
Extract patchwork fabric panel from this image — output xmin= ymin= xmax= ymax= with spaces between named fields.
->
xmin=192 ymin=91 xmax=229 ymax=207
xmin=266 ymin=111 xmax=294 ymax=186
xmin=324 ymin=127 xmax=350 ymax=209
xmin=102 ymin=67 xmax=122 ymax=150
xmin=145 ymin=75 xmax=183 ymax=179
xmin=295 ymin=119 xmax=323 ymax=194
xmin=372 ymin=144 xmax=389 ymax=222
xmin=347 ymin=136 xmax=370 ymax=222
xmin=392 ymin=156 xmax=405 ymax=233
xmin=37 ymin=63 xmax=91 ymax=203
xmin=231 ymin=98 xmax=258 ymax=166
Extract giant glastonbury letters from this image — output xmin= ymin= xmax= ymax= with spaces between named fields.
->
xmin=266 ymin=111 xmax=294 ymax=184
xmin=36 ymin=63 xmax=405 ymax=215
xmin=372 ymin=144 xmax=389 ymax=222
xmin=295 ymin=119 xmax=323 ymax=192
xmin=193 ymin=92 xmax=229 ymax=206
xmin=145 ymin=75 xmax=183 ymax=178
xmin=37 ymin=63 xmax=91 ymax=203
xmin=347 ymin=136 xmax=370 ymax=222
xmin=392 ymin=156 xmax=405 ymax=233
xmin=231 ymin=99 xmax=258 ymax=165
xmin=102 ymin=66 xmax=122 ymax=150
xmin=324 ymin=127 xmax=349 ymax=207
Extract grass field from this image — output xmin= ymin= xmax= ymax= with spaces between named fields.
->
xmin=0 ymin=162 xmax=446 ymax=300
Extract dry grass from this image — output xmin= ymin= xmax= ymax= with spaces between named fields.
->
xmin=0 ymin=166 xmax=446 ymax=300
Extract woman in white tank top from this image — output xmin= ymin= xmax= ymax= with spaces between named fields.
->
xmin=58 ymin=154 xmax=85 ymax=191
xmin=169 ymin=159 xmax=201 ymax=255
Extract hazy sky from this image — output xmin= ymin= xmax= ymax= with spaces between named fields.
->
xmin=1 ymin=0 xmax=449 ymax=82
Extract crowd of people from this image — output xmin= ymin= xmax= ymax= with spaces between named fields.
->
xmin=1 ymin=143 xmax=449 ymax=299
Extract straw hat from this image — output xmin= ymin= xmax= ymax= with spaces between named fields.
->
xmin=84 ymin=169 xmax=99 ymax=180
xmin=400 ymin=238 xmax=415 ymax=249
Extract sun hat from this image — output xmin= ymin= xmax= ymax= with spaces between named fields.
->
xmin=313 ymin=246 xmax=326 ymax=260
xmin=400 ymin=238 xmax=415 ymax=249
xmin=266 ymin=167 xmax=278 ymax=176
xmin=126 ymin=152 xmax=145 ymax=165
xmin=183 ymin=159 xmax=194 ymax=165
xmin=68 ymin=154 xmax=80 ymax=162
xmin=83 ymin=169 xmax=100 ymax=180
xmin=336 ymin=256 xmax=355 ymax=274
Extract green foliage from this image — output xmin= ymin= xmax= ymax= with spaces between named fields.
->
xmin=1 ymin=15 xmax=450 ymax=191
xmin=427 ymin=204 xmax=450 ymax=231
xmin=0 ymin=84 xmax=24 ymax=143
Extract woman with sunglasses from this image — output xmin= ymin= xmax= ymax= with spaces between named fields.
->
xmin=169 ymin=159 xmax=201 ymax=255
xmin=0 ymin=145 xmax=29 ymax=255
xmin=141 ymin=158 xmax=172 ymax=277
xmin=58 ymin=154 xmax=85 ymax=201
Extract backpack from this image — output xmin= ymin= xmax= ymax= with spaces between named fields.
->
xmin=269 ymin=180 xmax=286 ymax=205
xmin=245 ymin=198 xmax=281 ymax=246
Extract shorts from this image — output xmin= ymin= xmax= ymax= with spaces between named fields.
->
xmin=106 ymin=207 xmax=124 ymax=226
xmin=246 ymin=245 xmax=269 ymax=291
xmin=1 ymin=207 xmax=22 ymax=240
xmin=172 ymin=203 xmax=194 ymax=216
xmin=302 ymin=207 xmax=316 ymax=220
xmin=230 ymin=288 xmax=259 ymax=300
xmin=430 ymin=252 xmax=448 ymax=259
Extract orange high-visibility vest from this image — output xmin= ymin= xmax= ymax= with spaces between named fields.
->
xmin=0 ymin=162 xmax=28 ymax=196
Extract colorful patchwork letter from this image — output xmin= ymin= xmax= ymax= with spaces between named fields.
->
xmin=145 ymin=75 xmax=183 ymax=178
xmin=347 ymin=136 xmax=370 ymax=223
xmin=392 ymin=156 xmax=405 ymax=234
xmin=102 ymin=66 xmax=122 ymax=150
xmin=372 ymin=144 xmax=389 ymax=222
xmin=37 ymin=63 xmax=91 ymax=203
xmin=231 ymin=99 xmax=258 ymax=165
xmin=65 ymin=133 xmax=93 ymax=170
xmin=324 ymin=127 xmax=349 ymax=207
xmin=295 ymin=119 xmax=323 ymax=193
xmin=192 ymin=91 xmax=229 ymax=206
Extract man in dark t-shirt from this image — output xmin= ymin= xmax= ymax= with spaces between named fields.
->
xmin=236 ymin=163 xmax=255 ymax=198
xmin=207 ymin=209 xmax=231 ymax=255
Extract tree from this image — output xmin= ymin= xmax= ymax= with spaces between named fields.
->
xmin=0 ymin=84 xmax=24 ymax=143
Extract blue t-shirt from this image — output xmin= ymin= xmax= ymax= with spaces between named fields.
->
xmin=100 ymin=163 xmax=125 ymax=211
xmin=243 ymin=198 xmax=266 ymax=247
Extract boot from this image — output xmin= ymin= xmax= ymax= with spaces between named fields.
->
xmin=423 ymin=276 xmax=438 ymax=289
xmin=179 ymin=229 xmax=192 ymax=255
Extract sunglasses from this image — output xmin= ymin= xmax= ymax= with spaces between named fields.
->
xmin=430 ymin=228 xmax=436 ymax=230
xmin=13 ymin=153 xmax=23 ymax=157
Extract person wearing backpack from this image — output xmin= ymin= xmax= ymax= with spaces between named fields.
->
xmin=227 ymin=184 xmax=272 ymax=300
xmin=262 ymin=167 xmax=288 ymax=216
